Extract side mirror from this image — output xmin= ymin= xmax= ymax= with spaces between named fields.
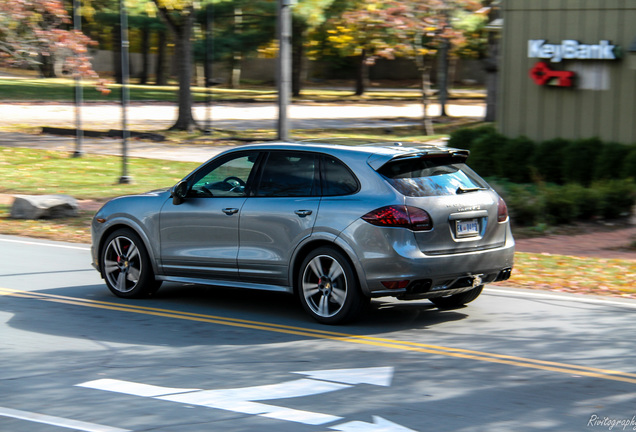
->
xmin=171 ymin=180 xmax=188 ymax=205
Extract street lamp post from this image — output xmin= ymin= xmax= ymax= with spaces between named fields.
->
xmin=204 ymin=3 xmax=213 ymax=134
xmin=277 ymin=0 xmax=293 ymax=141
xmin=119 ymin=0 xmax=132 ymax=184
xmin=72 ymin=0 xmax=83 ymax=158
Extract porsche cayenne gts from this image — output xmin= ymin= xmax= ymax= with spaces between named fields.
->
xmin=91 ymin=141 xmax=514 ymax=324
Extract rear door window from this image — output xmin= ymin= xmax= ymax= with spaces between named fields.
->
xmin=378 ymin=156 xmax=488 ymax=197
xmin=255 ymin=152 xmax=319 ymax=197
xmin=322 ymin=156 xmax=359 ymax=196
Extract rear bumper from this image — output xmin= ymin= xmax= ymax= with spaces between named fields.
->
xmin=339 ymin=222 xmax=515 ymax=299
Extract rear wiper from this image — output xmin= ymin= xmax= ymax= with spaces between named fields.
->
xmin=456 ymin=186 xmax=487 ymax=194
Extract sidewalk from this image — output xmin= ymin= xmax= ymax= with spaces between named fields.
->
xmin=0 ymin=101 xmax=486 ymax=132
xmin=514 ymin=227 xmax=636 ymax=261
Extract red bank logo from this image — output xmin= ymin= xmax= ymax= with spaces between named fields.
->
xmin=529 ymin=62 xmax=575 ymax=87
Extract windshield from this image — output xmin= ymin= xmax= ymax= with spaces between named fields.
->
xmin=378 ymin=157 xmax=488 ymax=197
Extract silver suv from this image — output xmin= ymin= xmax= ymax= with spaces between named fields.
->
xmin=91 ymin=142 xmax=514 ymax=324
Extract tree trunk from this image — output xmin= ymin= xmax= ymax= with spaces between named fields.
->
xmin=437 ymin=36 xmax=450 ymax=118
xmin=112 ymin=24 xmax=122 ymax=84
xmin=483 ymin=30 xmax=499 ymax=122
xmin=354 ymin=50 xmax=368 ymax=96
xmin=155 ymin=5 xmax=198 ymax=131
xmin=229 ymin=55 xmax=242 ymax=89
xmin=229 ymin=6 xmax=242 ymax=89
xmin=483 ymin=0 xmax=500 ymax=123
xmin=155 ymin=30 xmax=168 ymax=86
xmin=139 ymin=27 xmax=150 ymax=85
xmin=291 ymin=19 xmax=307 ymax=97
xmin=416 ymin=57 xmax=435 ymax=136
xmin=170 ymin=15 xmax=198 ymax=131
xmin=38 ymin=53 xmax=56 ymax=78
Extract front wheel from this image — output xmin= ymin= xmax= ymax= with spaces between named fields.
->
xmin=101 ymin=229 xmax=162 ymax=298
xmin=298 ymin=247 xmax=367 ymax=324
xmin=430 ymin=285 xmax=483 ymax=309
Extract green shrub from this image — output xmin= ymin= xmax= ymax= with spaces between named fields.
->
xmin=501 ymin=181 xmax=635 ymax=226
xmin=498 ymin=136 xmax=536 ymax=183
xmin=502 ymin=184 xmax=544 ymax=226
xmin=622 ymin=147 xmax=636 ymax=179
xmin=447 ymin=124 xmax=496 ymax=150
xmin=594 ymin=179 xmax=636 ymax=219
xmin=468 ymin=131 xmax=509 ymax=178
xmin=533 ymin=138 xmax=568 ymax=184
xmin=562 ymin=183 xmax=600 ymax=220
xmin=542 ymin=184 xmax=579 ymax=224
xmin=563 ymin=138 xmax=601 ymax=186
xmin=594 ymin=142 xmax=631 ymax=181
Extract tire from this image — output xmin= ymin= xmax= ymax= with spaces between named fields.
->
xmin=298 ymin=247 xmax=367 ymax=324
xmin=430 ymin=285 xmax=483 ymax=309
xmin=100 ymin=228 xmax=162 ymax=298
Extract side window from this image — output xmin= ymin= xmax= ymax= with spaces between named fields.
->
xmin=190 ymin=154 xmax=257 ymax=198
xmin=256 ymin=152 xmax=318 ymax=197
xmin=322 ymin=156 xmax=358 ymax=196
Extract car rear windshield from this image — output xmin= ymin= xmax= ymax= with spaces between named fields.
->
xmin=378 ymin=156 xmax=488 ymax=197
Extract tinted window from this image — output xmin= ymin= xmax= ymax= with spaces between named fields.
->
xmin=379 ymin=157 xmax=487 ymax=197
xmin=322 ymin=156 xmax=358 ymax=196
xmin=190 ymin=154 xmax=257 ymax=197
xmin=256 ymin=152 xmax=318 ymax=197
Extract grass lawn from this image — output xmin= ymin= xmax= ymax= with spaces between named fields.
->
xmin=1 ymin=146 xmax=634 ymax=300
xmin=0 ymin=76 xmax=485 ymax=104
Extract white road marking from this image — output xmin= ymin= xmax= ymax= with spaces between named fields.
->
xmin=330 ymin=415 xmax=417 ymax=431
xmin=77 ymin=379 xmax=200 ymax=397
xmin=294 ymin=366 xmax=393 ymax=386
xmin=0 ymin=237 xmax=90 ymax=251
xmin=77 ymin=367 xmax=399 ymax=427
xmin=0 ymin=407 xmax=130 ymax=432
xmin=486 ymin=287 xmax=636 ymax=309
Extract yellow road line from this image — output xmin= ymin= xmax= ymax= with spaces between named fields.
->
xmin=2 ymin=287 xmax=636 ymax=385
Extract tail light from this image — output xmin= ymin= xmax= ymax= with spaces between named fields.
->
xmin=362 ymin=205 xmax=433 ymax=231
xmin=497 ymin=197 xmax=509 ymax=223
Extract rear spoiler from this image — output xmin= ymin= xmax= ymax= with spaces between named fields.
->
xmin=367 ymin=148 xmax=470 ymax=171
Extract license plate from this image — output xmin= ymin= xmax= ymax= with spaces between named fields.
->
xmin=456 ymin=219 xmax=479 ymax=237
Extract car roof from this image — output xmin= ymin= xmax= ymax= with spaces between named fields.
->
xmin=233 ymin=141 xmax=468 ymax=170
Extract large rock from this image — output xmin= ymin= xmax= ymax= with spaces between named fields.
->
xmin=10 ymin=195 xmax=79 ymax=219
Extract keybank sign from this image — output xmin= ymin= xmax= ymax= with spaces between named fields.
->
xmin=528 ymin=40 xmax=619 ymax=63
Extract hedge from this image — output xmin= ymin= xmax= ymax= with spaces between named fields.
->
xmin=448 ymin=126 xmax=636 ymax=184
xmin=449 ymin=126 xmax=636 ymax=226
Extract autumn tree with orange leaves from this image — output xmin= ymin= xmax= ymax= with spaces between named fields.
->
xmin=326 ymin=0 xmax=481 ymax=134
xmin=0 ymin=0 xmax=103 ymax=84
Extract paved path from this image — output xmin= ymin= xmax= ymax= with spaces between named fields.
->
xmin=0 ymin=101 xmax=485 ymax=131
xmin=515 ymin=227 xmax=636 ymax=260
xmin=0 ymin=100 xmax=482 ymax=162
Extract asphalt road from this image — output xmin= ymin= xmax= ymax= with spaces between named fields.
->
xmin=2 ymin=234 xmax=636 ymax=432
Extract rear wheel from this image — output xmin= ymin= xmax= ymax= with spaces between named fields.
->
xmin=298 ymin=247 xmax=367 ymax=324
xmin=430 ymin=285 xmax=483 ymax=309
xmin=101 ymin=229 xmax=162 ymax=298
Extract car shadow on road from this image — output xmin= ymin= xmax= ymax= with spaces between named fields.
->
xmin=0 ymin=282 xmax=470 ymax=347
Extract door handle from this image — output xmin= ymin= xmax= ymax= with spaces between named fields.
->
xmin=295 ymin=210 xmax=313 ymax=217
xmin=222 ymin=208 xmax=239 ymax=215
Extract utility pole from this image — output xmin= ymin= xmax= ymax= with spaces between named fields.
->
xmin=204 ymin=2 xmax=213 ymax=134
xmin=119 ymin=0 xmax=132 ymax=184
xmin=277 ymin=0 xmax=294 ymax=141
xmin=72 ymin=0 xmax=83 ymax=158
xmin=438 ymin=0 xmax=451 ymax=118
